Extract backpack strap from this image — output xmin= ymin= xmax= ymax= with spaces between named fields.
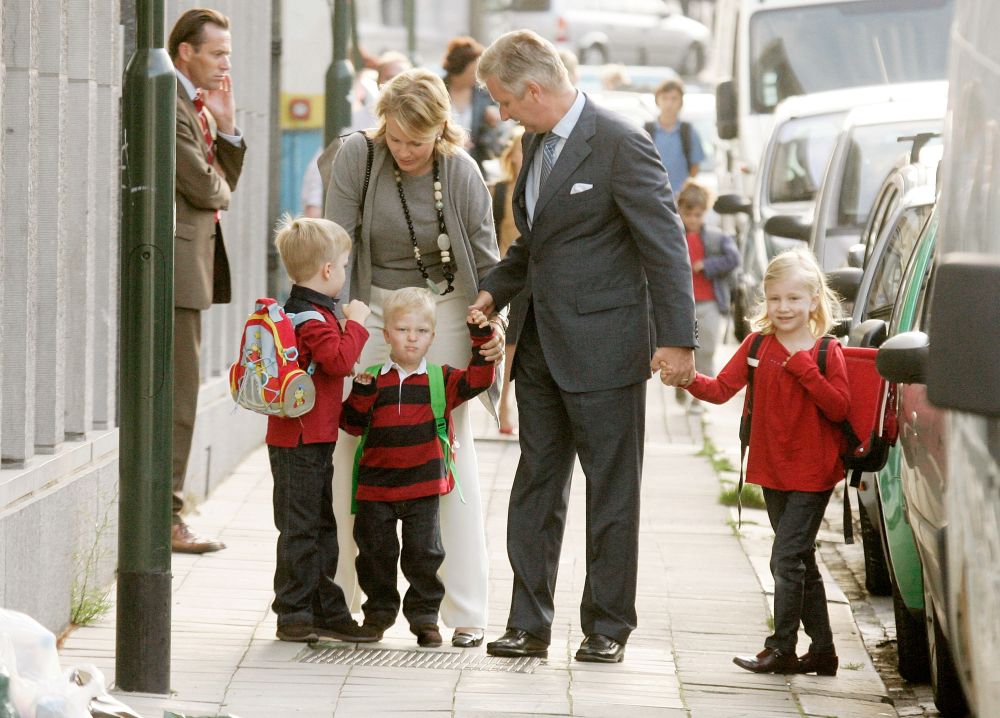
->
xmin=819 ymin=335 xmax=862 ymax=545
xmin=288 ymin=310 xmax=326 ymax=376
xmin=737 ymin=332 xmax=766 ymax=529
xmin=679 ymin=121 xmax=693 ymax=173
xmin=643 ymin=120 xmax=656 ymax=139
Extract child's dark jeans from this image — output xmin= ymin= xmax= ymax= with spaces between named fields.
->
xmin=762 ymin=487 xmax=835 ymax=655
xmin=269 ymin=441 xmax=352 ymax=628
xmin=354 ymin=495 xmax=445 ymax=630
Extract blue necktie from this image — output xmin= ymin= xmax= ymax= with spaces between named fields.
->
xmin=539 ymin=132 xmax=560 ymax=188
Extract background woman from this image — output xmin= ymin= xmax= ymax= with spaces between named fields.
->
xmin=442 ymin=36 xmax=504 ymax=173
xmin=326 ymin=68 xmax=503 ymax=649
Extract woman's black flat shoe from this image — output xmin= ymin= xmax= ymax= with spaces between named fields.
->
xmin=452 ymin=630 xmax=485 ymax=648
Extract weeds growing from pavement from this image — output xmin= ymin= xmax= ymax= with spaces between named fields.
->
xmin=71 ymin=487 xmax=116 ymax=626
xmin=718 ymin=481 xmax=766 ymax=510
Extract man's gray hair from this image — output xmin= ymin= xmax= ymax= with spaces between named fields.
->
xmin=478 ymin=30 xmax=572 ymax=97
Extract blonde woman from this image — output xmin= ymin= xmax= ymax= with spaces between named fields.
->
xmin=326 ymin=68 xmax=503 ymax=649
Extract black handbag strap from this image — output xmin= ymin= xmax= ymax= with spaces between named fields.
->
xmin=737 ymin=333 xmax=766 ymax=528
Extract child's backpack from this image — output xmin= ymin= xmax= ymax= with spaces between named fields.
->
xmin=350 ymin=363 xmax=462 ymax=513
xmin=740 ymin=332 xmax=898 ymax=542
xmin=228 ymin=298 xmax=324 ymax=418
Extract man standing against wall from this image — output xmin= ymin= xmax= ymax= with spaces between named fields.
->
xmin=168 ymin=8 xmax=246 ymax=553
xmin=473 ymin=30 xmax=697 ymax=663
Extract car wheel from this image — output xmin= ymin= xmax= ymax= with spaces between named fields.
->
xmin=923 ymin=577 xmax=970 ymax=715
xmin=860 ymin=501 xmax=892 ymax=596
xmin=891 ymin=582 xmax=929 ymax=682
xmin=579 ymin=44 xmax=608 ymax=65
xmin=680 ymin=43 xmax=705 ymax=76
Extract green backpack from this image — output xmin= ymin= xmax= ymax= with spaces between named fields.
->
xmin=351 ymin=363 xmax=462 ymax=513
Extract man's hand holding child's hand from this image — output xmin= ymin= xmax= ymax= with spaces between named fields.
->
xmin=467 ymin=308 xmax=490 ymax=328
xmin=344 ymin=299 xmax=371 ymax=325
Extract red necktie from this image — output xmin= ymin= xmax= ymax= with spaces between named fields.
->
xmin=193 ymin=91 xmax=221 ymax=221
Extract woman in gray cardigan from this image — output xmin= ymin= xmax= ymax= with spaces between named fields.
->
xmin=326 ymin=69 xmax=503 ymax=649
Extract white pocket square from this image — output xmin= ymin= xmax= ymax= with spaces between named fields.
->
xmin=570 ymin=182 xmax=593 ymax=195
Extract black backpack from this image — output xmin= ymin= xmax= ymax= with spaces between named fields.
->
xmin=644 ymin=120 xmax=694 ymax=173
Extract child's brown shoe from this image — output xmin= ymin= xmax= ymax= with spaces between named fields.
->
xmin=413 ymin=623 xmax=443 ymax=647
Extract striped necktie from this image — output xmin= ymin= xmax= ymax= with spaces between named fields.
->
xmin=539 ymin=131 xmax=560 ymax=188
xmin=192 ymin=91 xmax=216 ymax=165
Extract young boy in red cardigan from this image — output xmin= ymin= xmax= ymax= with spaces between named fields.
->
xmin=340 ymin=287 xmax=497 ymax=648
xmin=267 ymin=216 xmax=379 ymax=644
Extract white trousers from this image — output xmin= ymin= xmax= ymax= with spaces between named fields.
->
xmin=332 ymin=285 xmax=490 ymax=629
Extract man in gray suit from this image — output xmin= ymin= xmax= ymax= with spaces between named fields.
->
xmin=472 ymin=30 xmax=697 ymax=663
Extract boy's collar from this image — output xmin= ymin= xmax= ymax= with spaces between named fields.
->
xmin=289 ymin=284 xmax=338 ymax=312
xmin=382 ymin=357 xmax=428 ymax=379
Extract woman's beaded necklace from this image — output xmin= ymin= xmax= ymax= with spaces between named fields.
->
xmin=393 ymin=156 xmax=455 ymax=295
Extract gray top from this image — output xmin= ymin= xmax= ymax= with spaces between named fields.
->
xmin=369 ymin=164 xmax=445 ymax=290
xmin=326 ymin=132 xmax=500 ymax=306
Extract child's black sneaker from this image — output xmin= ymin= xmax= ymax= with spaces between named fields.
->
xmin=413 ymin=623 xmax=443 ymax=647
xmin=276 ymin=623 xmax=318 ymax=643
xmin=315 ymin=619 xmax=381 ymax=643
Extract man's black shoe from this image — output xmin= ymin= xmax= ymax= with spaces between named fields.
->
xmin=486 ymin=629 xmax=548 ymax=657
xmin=574 ymin=634 xmax=625 ymax=663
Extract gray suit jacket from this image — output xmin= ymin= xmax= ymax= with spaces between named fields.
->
xmin=480 ymin=96 xmax=696 ymax=393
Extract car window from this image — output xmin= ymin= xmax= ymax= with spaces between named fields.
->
xmin=748 ymin=0 xmax=953 ymax=113
xmin=766 ymin=112 xmax=845 ymax=204
xmin=889 ymin=209 xmax=937 ymax=335
xmin=865 ymin=204 xmax=932 ymax=321
xmin=837 ymin=121 xmax=943 ymax=229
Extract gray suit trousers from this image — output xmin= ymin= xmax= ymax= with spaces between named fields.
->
xmin=507 ymin=310 xmax=644 ymax=645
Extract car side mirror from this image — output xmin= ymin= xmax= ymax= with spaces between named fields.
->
xmin=763 ymin=214 xmax=811 ymax=241
xmin=714 ymin=193 xmax=752 ymax=215
xmin=847 ymin=243 xmax=865 ymax=269
xmin=716 ymin=79 xmax=738 ymax=141
xmin=927 ymin=252 xmax=1000 ymax=416
xmin=877 ymin=331 xmax=928 ymax=385
xmin=850 ymin=318 xmax=888 ymax=348
xmin=826 ymin=267 xmax=863 ymax=303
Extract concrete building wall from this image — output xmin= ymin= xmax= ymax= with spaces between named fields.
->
xmin=0 ymin=0 xmax=273 ymax=634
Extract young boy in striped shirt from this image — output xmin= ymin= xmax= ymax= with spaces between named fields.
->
xmin=340 ymin=287 xmax=496 ymax=648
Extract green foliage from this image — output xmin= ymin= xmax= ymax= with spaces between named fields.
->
xmin=718 ymin=481 xmax=766 ymax=510
xmin=71 ymin=488 xmax=116 ymax=626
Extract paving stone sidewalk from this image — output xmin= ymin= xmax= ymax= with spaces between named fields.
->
xmin=59 ymin=366 xmax=898 ymax=717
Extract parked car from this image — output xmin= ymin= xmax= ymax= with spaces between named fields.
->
xmin=575 ymin=64 xmax=680 ymax=93
xmin=766 ymin=83 xmax=947 ymax=271
xmin=488 ymin=0 xmax=711 ymax=72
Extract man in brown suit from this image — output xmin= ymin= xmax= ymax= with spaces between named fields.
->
xmin=168 ymin=8 xmax=246 ymax=553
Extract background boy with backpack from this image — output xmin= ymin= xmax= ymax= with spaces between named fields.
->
xmin=266 ymin=216 xmax=378 ymax=643
xmin=644 ymin=78 xmax=705 ymax=190
xmin=339 ymin=288 xmax=496 ymax=648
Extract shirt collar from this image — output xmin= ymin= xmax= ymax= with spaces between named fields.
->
xmin=175 ymin=68 xmax=198 ymax=102
xmin=549 ymin=90 xmax=586 ymax=141
xmin=381 ymin=357 xmax=428 ymax=380
xmin=288 ymin=284 xmax=338 ymax=313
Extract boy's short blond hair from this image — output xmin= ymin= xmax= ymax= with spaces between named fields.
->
xmin=382 ymin=287 xmax=437 ymax=330
xmin=274 ymin=215 xmax=351 ymax=284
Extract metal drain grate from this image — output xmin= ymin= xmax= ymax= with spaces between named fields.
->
xmin=295 ymin=645 xmax=539 ymax=673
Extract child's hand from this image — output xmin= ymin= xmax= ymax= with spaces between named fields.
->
xmin=344 ymin=300 xmax=371 ymax=325
xmin=353 ymin=372 xmax=376 ymax=385
xmin=467 ymin=308 xmax=489 ymax=328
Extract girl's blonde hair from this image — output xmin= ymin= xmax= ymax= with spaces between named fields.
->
xmin=382 ymin=287 xmax=437 ymax=329
xmin=751 ymin=248 xmax=843 ymax=337
xmin=274 ymin=214 xmax=351 ymax=284
xmin=373 ymin=68 xmax=466 ymax=155
xmin=497 ymin=126 xmax=526 ymax=183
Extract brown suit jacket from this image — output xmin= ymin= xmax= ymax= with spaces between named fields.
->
xmin=174 ymin=82 xmax=246 ymax=310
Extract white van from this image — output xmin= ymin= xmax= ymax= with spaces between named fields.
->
xmin=713 ymin=0 xmax=954 ymax=197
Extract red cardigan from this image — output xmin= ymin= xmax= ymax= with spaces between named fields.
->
xmin=266 ymin=287 xmax=369 ymax=448
xmin=687 ymin=333 xmax=851 ymax=491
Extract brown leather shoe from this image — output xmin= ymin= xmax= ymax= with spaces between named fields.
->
xmin=733 ymin=647 xmax=800 ymax=674
xmin=413 ymin=623 xmax=443 ymax=647
xmin=798 ymin=649 xmax=839 ymax=676
xmin=171 ymin=522 xmax=226 ymax=554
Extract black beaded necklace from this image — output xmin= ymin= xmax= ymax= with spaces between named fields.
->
xmin=392 ymin=155 xmax=455 ymax=295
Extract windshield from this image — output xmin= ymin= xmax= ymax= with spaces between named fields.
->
xmin=749 ymin=0 xmax=953 ymax=113
xmin=837 ymin=120 xmax=943 ymax=227
xmin=767 ymin=112 xmax=846 ymax=204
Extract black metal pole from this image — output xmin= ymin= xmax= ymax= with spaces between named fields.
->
xmin=116 ymin=0 xmax=175 ymax=693
xmin=325 ymin=0 xmax=355 ymax=145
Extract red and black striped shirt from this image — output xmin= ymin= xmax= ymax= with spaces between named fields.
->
xmin=340 ymin=322 xmax=495 ymax=502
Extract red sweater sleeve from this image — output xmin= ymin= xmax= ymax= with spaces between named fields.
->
xmin=784 ymin=342 xmax=850 ymax=423
xmin=340 ymin=379 xmax=378 ymax=436
xmin=443 ymin=322 xmax=497 ymax=409
xmin=685 ymin=334 xmax=753 ymax=404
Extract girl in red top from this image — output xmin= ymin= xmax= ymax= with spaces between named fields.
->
xmin=671 ymin=248 xmax=850 ymax=677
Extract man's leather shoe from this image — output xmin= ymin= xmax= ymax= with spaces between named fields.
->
xmin=575 ymin=634 xmax=625 ymax=663
xmin=798 ymin=649 xmax=838 ymax=676
xmin=486 ymin=629 xmax=548 ymax=657
xmin=171 ymin=523 xmax=226 ymax=554
xmin=733 ymin=647 xmax=800 ymax=674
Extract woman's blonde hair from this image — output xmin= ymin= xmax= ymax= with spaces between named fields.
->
xmin=373 ymin=68 xmax=465 ymax=155
xmin=751 ymin=248 xmax=843 ymax=337
xmin=382 ymin=287 xmax=437 ymax=329
xmin=274 ymin=214 xmax=351 ymax=284
xmin=497 ymin=126 xmax=526 ymax=183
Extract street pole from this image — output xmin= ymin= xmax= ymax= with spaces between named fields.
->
xmin=404 ymin=0 xmax=417 ymax=65
xmin=116 ymin=0 xmax=175 ymax=694
xmin=325 ymin=0 xmax=355 ymax=146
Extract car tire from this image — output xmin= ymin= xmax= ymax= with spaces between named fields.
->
xmin=579 ymin=44 xmax=608 ymax=65
xmin=923 ymin=577 xmax=970 ymax=716
xmin=891 ymin=583 xmax=930 ymax=682
xmin=860 ymin=501 xmax=892 ymax=596
xmin=680 ymin=43 xmax=705 ymax=76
